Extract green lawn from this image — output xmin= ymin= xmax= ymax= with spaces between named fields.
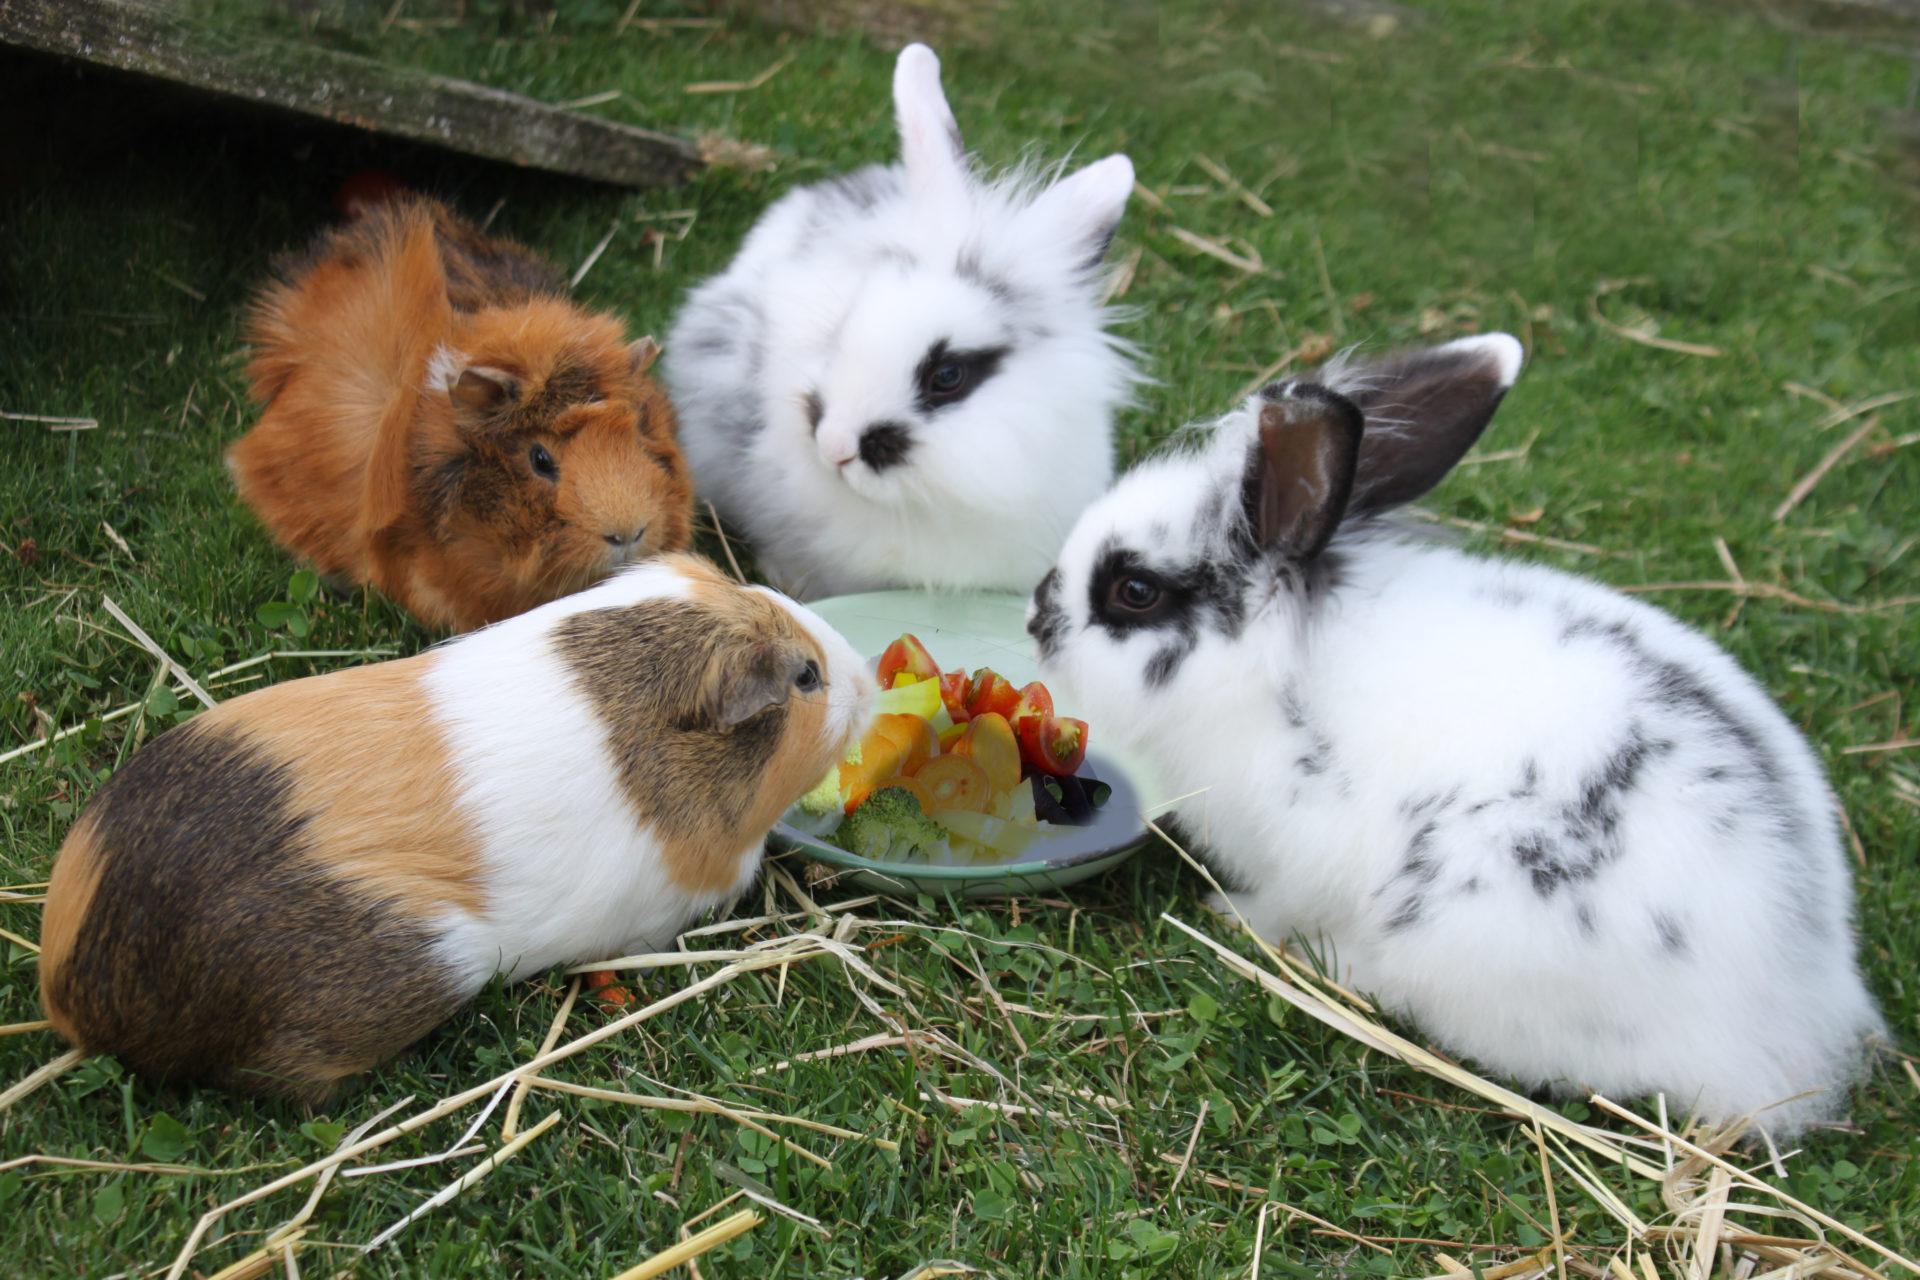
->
xmin=3 ymin=1 xmax=1918 ymax=1276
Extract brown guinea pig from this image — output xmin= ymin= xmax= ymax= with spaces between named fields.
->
xmin=229 ymin=196 xmax=694 ymax=632
xmin=38 ymin=555 xmax=873 ymax=1102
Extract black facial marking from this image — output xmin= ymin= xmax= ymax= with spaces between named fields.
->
xmin=1144 ymin=640 xmax=1193 ymax=689
xmin=803 ymin=389 xmax=824 ymax=436
xmin=1028 ymin=568 xmax=1065 ymax=658
xmin=45 ymin=723 xmax=463 ymax=1099
xmin=913 ymin=339 xmax=1009 ymax=414
xmin=858 ymin=421 xmax=914 ymax=472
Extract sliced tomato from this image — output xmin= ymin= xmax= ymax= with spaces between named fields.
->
xmin=915 ymin=754 xmax=991 ymax=813
xmin=964 ymin=668 xmax=1021 ymax=720
xmin=876 ymin=633 xmax=940 ymax=689
xmin=1010 ymin=681 xmax=1054 ymax=728
xmin=951 ymin=712 xmax=1022 ymax=793
xmin=1017 ymin=714 xmax=1088 ymax=777
xmin=938 ymin=669 xmax=972 ymax=722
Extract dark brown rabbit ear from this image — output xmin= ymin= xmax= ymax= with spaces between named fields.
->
xmin=1239 ymin=384 xmax=1364 ymax=564
xmin=628 ymin=336 xmax=661 ymax=376
xmin=448 ymin=366 xmax=518 ymax=414
xmin=1340 ymin=334 xmax=1524 ymax=514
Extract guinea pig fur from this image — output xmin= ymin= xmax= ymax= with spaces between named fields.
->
xmin=230 ymin=196 xmax=694 ymax=632
xmin=38 ymin=554 xmax=871 ymax=1102
xmin=1029 ymin=336 xmax=1884 ymax=1137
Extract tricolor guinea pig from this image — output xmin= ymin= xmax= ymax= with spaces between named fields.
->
xmin=38 ymin=555 xmax=871 ymax=1101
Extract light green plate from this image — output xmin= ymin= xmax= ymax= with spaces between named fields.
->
xmin=769 ymin=590 xmax=1169 ymax=899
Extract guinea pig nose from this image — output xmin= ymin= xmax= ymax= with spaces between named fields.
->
xmin=603 ymin=525 xmax=646 ymax=548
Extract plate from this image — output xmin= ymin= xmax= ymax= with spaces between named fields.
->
xmin=769 ymin=590 xmax=1169 ymax=899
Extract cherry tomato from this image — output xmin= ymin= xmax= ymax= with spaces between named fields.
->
xmin=964 ymin=668 xmax=1021 ymax=720
xmin=1017 ymin=714 xmax=1089 ymax=777
xmin=876 ymin=634 xmax=940 ymax=689
xmin=1010 ymin=681 xmax=1053 ymax=728
xmin=938 ymin=669 xmax=972 ymax=722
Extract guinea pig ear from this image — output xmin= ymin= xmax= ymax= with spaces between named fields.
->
xmin=1026 ymin=154 xmax=1135 ymax=270
xmin=1239 ymin=385 xmax=1364 ymax=564
xmin=1339 ymin=333 xmax=1525 ymax=514
xmin=448 ymin=366 xmax=519 ymax=414
xmin=894 ymin=43 xmax=968 ymax=206
xmin=628 ymin=336 xmax=661 ymax=376
xmin=704 ymin=641 xmax=808 ymax=730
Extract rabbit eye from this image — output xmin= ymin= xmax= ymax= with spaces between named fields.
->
xmin=929 ymin=362 xmax=967 ymax=395
xmin=1111 ymin=575 xmax=1163 ymax=613
xmin=528 ymin=444 xmax=559 ymax=480
xmin=794 ymin=659 xmax=823 ymax=693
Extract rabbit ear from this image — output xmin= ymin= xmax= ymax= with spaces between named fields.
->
xmin=1240 ymin=385 xmax=1364 ymax=563
xmin=1026 ymin=154 xmax=1134 ymax=269
xmin=1342 ymin=334 xmax=1524 ymax=513
xmin=894 ymin=43 xmax=968 ymax=204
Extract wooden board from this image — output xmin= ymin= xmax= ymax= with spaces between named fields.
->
xmin=0 ymin=0 xmax=702 ymax=187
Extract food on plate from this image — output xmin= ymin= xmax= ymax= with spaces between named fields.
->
xmin=794 ymin=632 xmax=1108 ymax=863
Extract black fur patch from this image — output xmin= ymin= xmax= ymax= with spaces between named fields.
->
xmin=803 ymin=389 xmax=825 ymax=436
xmin=1028 ymin=568 xmax=1066 ymax=658
xmin=858 ymin=422 xmax=914 ymax=472
xmin=1085 ymin=539 xmax=1251 ymax=687
xmin=913 ymin=339 xmax=1008 ymax=414
xmin=45 ymin=723 xmax=464 ymax=1100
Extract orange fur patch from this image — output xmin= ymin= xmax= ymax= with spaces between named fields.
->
xmin=38 ymin=812 xmax=106 ymax=1046
xmin=209 ymin=657 xmax=486 ymax=917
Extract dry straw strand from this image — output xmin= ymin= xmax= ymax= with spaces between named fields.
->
xmin=101 ymin=596 xmax=216 ymax=709
xmin=1588 ymin=279 xmax=1723 ymax=357
xmin=362 ymin=1111 xmax=562 ymax=1252
xmin=503 ymin=977 xmax=579 ymax=1140
xmin=0 ymin=1049 xmax=85 ymax=1113
xmin=164 ymin=936 xmax=836 ymax=1280
xmin=611 ymin=1208 xmax=763 ymax=1280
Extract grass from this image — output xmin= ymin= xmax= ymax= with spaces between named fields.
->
xmin=2 ymin=0 xmax=1918 ymax=1275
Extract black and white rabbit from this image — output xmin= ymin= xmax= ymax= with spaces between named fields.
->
xmin=1027 ymin=334 xmax=1883 ymax=1134
xmin=665 ymin=43 xmax=1138 ymax=599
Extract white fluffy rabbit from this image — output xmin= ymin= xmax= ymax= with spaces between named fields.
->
xmin=664 ymin=43 xmax=1139 ymax=599
xmin=1028 ymin=334 xmax=1883 ymax=1134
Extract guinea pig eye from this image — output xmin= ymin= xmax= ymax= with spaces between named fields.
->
xmin=794 ymin=659 xmax=823 ymax=693
xmin=1110 ymin=575 xmax=1163 ymax=614
xmin=528 ymin=443 xmax=558 ymax=480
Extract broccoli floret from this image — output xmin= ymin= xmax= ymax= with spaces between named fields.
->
xmin=795 ymin=767 xmax=847 ymax=819
xmin=832 ymin=786 xmax=948 ymax=862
